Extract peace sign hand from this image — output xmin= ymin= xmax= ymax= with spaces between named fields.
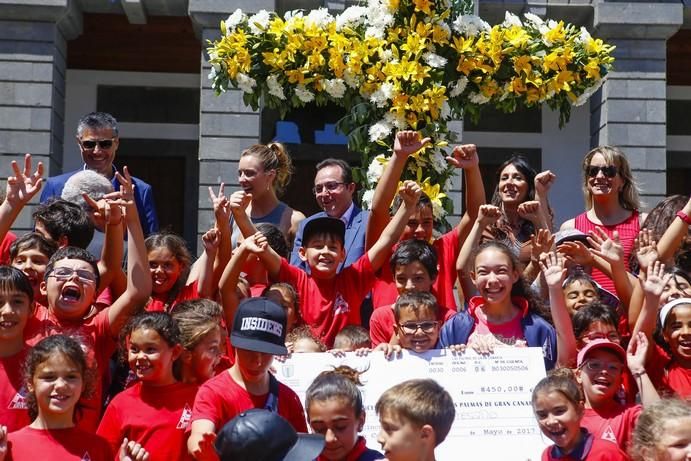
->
xmin=5 ymin=153 xmax=43 ymax=207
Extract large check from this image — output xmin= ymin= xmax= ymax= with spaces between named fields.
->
xmin=275 ymin=347 xmax=549 ymax=461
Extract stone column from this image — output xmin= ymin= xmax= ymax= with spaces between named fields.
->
xmin=0 ymin=1 xmax=81 ymax=233
xmin=189 ymin=0 xmax=276 ymax=245
xmin=591 ymin=1 xmax=683 ymax=209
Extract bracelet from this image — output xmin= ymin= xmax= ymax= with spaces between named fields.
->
xmin=632 ymin=370 xmax=647 ymax=379
xmin=677 ymin=211 xmax=691 ymax=225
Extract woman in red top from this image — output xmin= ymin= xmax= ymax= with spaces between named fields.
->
xmin=560 ymin=146 xmax=646 ymax=293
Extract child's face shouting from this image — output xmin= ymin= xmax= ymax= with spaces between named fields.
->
xmin=377 ymin=411 xmax=430 ymax=461
xmin=533 ymin=390 xmax=583 ymax=454
xmin=0 ymin=289 xmax=32 ymax=343
xmin=128 ymin=327 xmax=181 ymax=386
xmin=396 ymin=306 xmax=439 ymax=353
xmin=663 ymin=304 xmax=691 ymax=366
xmin=299 ymin=235 xmax=345 ymax=279
xmin=577 ymin=349 xmax=624 ymax=406
xmin=148 ymin=247 xmax=184 ymax=295
xmin=309 ymin=397 xmax=364 ymax=461
xmin=41 ymin=258 xmax=97 ymax=320
xmin=394 ymin=262 xmax=433 ymax=295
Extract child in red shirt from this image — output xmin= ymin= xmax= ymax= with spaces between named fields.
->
xmin=9 ymin=233 xmax=57 ymax=308
xmin=1 ymin=335 xmax=146 ymax=461
xmin=97 ymin=312 xmax=198 ymax=461
xmin=187 ymin=297 xmax=307 ymax=460
xmin=243 ymin=181 xmax=421 ymax=347
xmin=532 ymin=370 xmax=629 ymax=460
xmin=0 ymin=267 xmax=34 ymax=432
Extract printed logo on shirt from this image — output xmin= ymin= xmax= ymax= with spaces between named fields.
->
xmin=602 ymin=425 xmax=617 ymax=444
xmin=240 ymin=317 xmax=283 ymax=337
xmin=281 ymin=364 xmax=294 ymax=378
xmin=8 ymin=386 xmax=28 ymax=410
xmin=542 ymin=336 xmax=553 ymax=361
xmin=333 ymin=293 xmax=350 ymax=315
xmin=81 ymin=452 xmax=92 ymax=461
xmin=176 ymin=404 xmax=193 ymax=430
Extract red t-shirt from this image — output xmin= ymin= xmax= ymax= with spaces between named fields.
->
xmin=146 ymin=281 xmax=200 ymax=313
xmin=0 ymin=349 xmax=30 ymax=432
xmin=541 ymin=434 xmax=630 ymax=460
xmin=0 ymin=231 xmax=17 ymax=265
xmin=369 ymin=302 xmax=455 ymax=347
xmin=371 ymin=230 xmax=460 ymax=310
xmin=190 ymin=370 xmax=307 ymax=432
xmin=645 ymin=344 xmax=691 ymax=398
xmin=23 ymin=304 xmax=116 ymax=432
xmin=97 ymin=381 xmax=198 ymax=461
xmin=278 ymin=255 xmax=376 ymax=348
xmin=8 ymin=426 xmax=113 ymax=461
xmin=581 ymin=403 xmax=641 ymax=452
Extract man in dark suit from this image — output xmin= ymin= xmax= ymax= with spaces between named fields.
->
xmin=40 ymin=112 xmax=159 ymax=236
xmin=290 ymin=158 xmax=368 ymax=273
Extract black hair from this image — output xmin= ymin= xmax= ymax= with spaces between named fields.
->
xmin=45 ymin=246 xmax=100 ymax=289
xmin=24 ymin=335 xmax=91 ymax=421
xmin=9 ymin=232 xmax=58 ymax=261
xmin=256 ymin=223 xmax=289 ymax=259
xmin=394 ymin=291 xmax=439 ymax=323
xmin=76 ymin=111 xmax=118 ymax=137
xmin=391 ymin=192 xmax=433 ymax=215
xmin=315 ymin=158 xmax=353 ymax=185
xmin=120 ymin=312 xmax=182 ymax=380
xmin=390 ymin=240 xmax=438 ymax=280
xmin=0 ymin=265 xmax=34 ymax=304
xmin=571 ymin=301 xmax=619 ymax=340
xmin=532 ymin=368 xmax=583 ymax=410
xmin=145 ymin=232 xmax=192 ymax=310
xmin=32 ymin=199 xmax=94 ymax=249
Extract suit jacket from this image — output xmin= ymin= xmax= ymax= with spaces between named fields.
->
xmin=40 ymin=167 xmax=159 ymax=236
xmin=290 ymin=204 xmax=369 ymax=273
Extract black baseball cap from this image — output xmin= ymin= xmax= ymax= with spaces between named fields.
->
xmin=216 ymin=409 xmax=325 ymax=461
xmin=302 ymin=217 xmax=345 ymax=247
xmin=231 ymin=297 xmax=288 ymax=355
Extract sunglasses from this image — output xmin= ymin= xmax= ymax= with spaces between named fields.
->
xmin=398 ymin=321 xmax=439 ymax=335
xmin=586 ymin=165 xmax=617 ymax=178
xmin=80 ymin=138 xmax=115 ymax=150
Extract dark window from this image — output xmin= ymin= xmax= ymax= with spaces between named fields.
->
xmin=667 ymin=100 xmax=691 ymax=135
xmin=97 ymin=86 xmax=200 ymax=124
xmin=667 ymin=151 xmax=691 ymax=195
xmin=464 ymin=106 xmax=541 ymax=133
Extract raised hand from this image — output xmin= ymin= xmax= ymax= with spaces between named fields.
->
xmin=112 ymin=166 xmax=136 ymax=208
xmin=242 ymin=231 xmax=268 ymax=254
xmin=539 ymin=251 xmax=566 ymax=288
xmin=393 ymin=131 xmax=431 ymax=158
xmin=398 ymin=180 xmax=422 ymax=208
xmin=83 ymin=195 xmax=123 ymax=229
xmin=530 ymin=229 xmax=554 ymax=263
xmin=477 ymin=204 xmax=501 ymax=227
xmin=557 ymin=240 xmax=594 ymax=267
xmin=626 ymin=331 xmax=649 ymax=376
xmin=534 ymin=170 xmax=556 ymax=196
xmin=517 ymin=200 xmax=543 ymax=224
xmin=446 ymin=144 xmax=479 ymax=169
xmin=640 ymin=260 xmax=671 ymax=298
xmin=229 ymin=190 xmax=252 ymax=212
xmin=119 ymin=438 xmax=150 ymax=461
xmin=202 ymin=227 xmax=221 ymax=253
xmin=468 ymin=334 xmax=496 ymax=355
xmin=209 ymin=183 xmax=231 ymax=222
xmin=5 ymin=153 xmax=43 ymax=207
xmin=588 ymin=228 xmax=623 ymax=265
xmin=191 ymin=432 xmax=219 ymax=461
xmin=634 ymin=229 xmax=658 ymax=272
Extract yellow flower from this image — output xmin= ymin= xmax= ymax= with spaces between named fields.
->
xmin=586 ymin=37 xmax=605 ymax=54
xmin=388 ymin=0 xmax=400 ymax=10
xmin=451 ymin=35 xmax=474 ymax=54
xmin=544 ymin=21 xmax=566 ymax=44
xmin=513 ymin=55 xmax=532 ymax=76
xmin=508 ymin=77 xmax=526 ymax=94
xmin=413 ymin=0 xmax=432 ymax=15
xmin=504 ymin=25 xmax=528 ymax=49
xmin=526 ymin=87 xmax=541 ymax=104
xmin=401 ymin=33 xmax=427 ymax=57
xmin=419 ymin=177 xmax=447 ymax=209
xmin=432 ymin=24 xmax=450 ymax=44
xmin=583 ymin=59 xmax=601 ymax=80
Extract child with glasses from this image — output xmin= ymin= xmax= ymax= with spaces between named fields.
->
xmin=392 ymin=292 xmax=442 ymax=354
xmin=575 ymin=336 xmax=659 ymax=452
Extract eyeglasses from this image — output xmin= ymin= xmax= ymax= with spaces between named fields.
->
xmin=586 ymin=165 xmax=617 ymax=178
xmin=399 ymin=321 xmax=439 ymax=335
xmin=48 ymin=267 xmax=97 ymax=284
xmin=579 ymin=332 xmax=620 ymax=343
xmin=313 ymin=181 xmax=345 ymax=195
xmin=582 ymin=359 xmax=623 ymax=374
xmin=80 ymin=138 xmax=115 ymax=150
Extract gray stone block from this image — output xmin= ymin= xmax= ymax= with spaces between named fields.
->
xmin=0 ymin=61 xmax=54 ymax=82
xmin=0 ymin=107 xmax=51 ymax=130
xmin=200 ymin=113 xmax=260 ymax=137
xmin=635 ymin=170 xmax=667 ymax=195
xmin=199 ymin=136 xmax=258 ymax=160
xmin=0 ymin=40 xmax=59 ymax=63
xmin=620 ymin=147 xmax=666 ymax=170
xmin=602 ymin=123 xmax=666 ymax=147
xmin=602 ymin=79 xmax=666 ymax=100
xmin=640 ymin=195 xmax=666 ymax=212
xmin=201 ymin=88 xmax=252 ymax=113
xmin=199 ymin=159 xmax=238 ymax=184
xmin=610 ymin=39 xmax=666 ymax=60
xmin=0 ymin=81 xmax=52 ymax=106
xmin=594 ymin=99 xmax=666 ymax=124
xmin=610 ymin=58 xmax=666 ymax=73
xmin=196 ymin=209 xmax=216 ymax=233
xmin=0 ymin=20 xmax=56 ymax=42
xmin=595 ymin=2 xmax=683 ymax=38
xmin=0 ymin=130 xmax=51 ymax=155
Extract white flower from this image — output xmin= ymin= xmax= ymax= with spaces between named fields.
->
xmin=448 ymin=76 xmax=468 ymax=97
xmin=294 ymin=85 xmax=315 ymax=103
xmin=336 ymin=6 xmax=367 ymax=30
xmin=452 ymin=15 xmax=490 ymax=37
xmin=266 ymin=75 xmax=286 ymax=100
xmin=236 ymin=73 xmax=256 ymax=93
xmin=523 ymin=12 xmax=544 ymax=27
xmin=361 ymin=189 xmax=375 ymax=210
xmin=430 ymin=151 xmax=448 ymax=174
xmin=208 ymin=66 xmax=218 ymax=81
xmin=440 ymin=101 xmax=451 ymax=120
xmin=248 ymin=10 xmax=271 ymax=35
xmin=379 ymin=49 xmax=393 ymax=62
xmin=423 ymin=52 xmax=447 ymax=68
xmin=284 ymin=10 xmax=303 ymax=20
xmin=224 ymin=9 xmax=246 ymax=35
xmin=365 ymin=25 xmax=386 ymax=39
xmin=306 ymin=8 xmax=334 ymax=28
xmin=366 ymin=154 xmax=388 ymax=183
xmin=469 ymin=92 xmax=490 ymax=105
xmin=432 ymin=200 xmax=446 ymax=219
xmin=343 ymin=70 xmax=360 ymax=89
xmin=370 ymin=82 xmax=394 ymax=108
xmin=576 ymin=26 xmax=592 ymax=45
xmin=384 ymin=111 xmax=407 ymax=130
xmin=368 ymin=119 xmax=393 ymax=142
xmin=574 ymin=79 xmax=603 ymax=107
xmin=502 ymin=11 xmax=523 ymax=28
xmin=324 ymin=78 xmax=347 ymax=99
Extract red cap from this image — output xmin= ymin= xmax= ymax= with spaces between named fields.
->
xmin=577 ymin=339 xmax=626 ymax=368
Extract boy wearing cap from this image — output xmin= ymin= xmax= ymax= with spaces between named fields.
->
xmin=576 ymin=335 xmax=659 ymax=452
xmin=187 ymin=297 xmax=307 ymax=460
xmin=243 ymin=181 xmax=421 ymax=347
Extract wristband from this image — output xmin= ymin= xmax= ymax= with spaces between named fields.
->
xmin=677 ymin=210 xmax=691 ymax=225
xmin=632 ymin=370 xmax=647 ymax=379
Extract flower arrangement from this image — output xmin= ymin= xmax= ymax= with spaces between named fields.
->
xmin=207 ymin=0 xmax=614 ymax=221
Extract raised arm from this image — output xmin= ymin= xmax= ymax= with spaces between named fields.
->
xmin=657 ymin=196 xmax=691 ymax=263
xmin=446 ymin=144 xmax=485 ymax=237
xmin=540 ymin=251 xmax=577 ymax=368
xmin=229 ymin=190 xmax=257 ymax=240
xmin=588 ymin=229 xmax=633 ymax=308
xmin=534 ymin=170 xmax=556 ymax=231
xmin=107 ymin=167 xmax=152 ymax=336
xmin=626 ymin=331 xmax=660 ymax=407
xmin=632 ymin=261 xmax=671 ymax=341
xmin=0 ymin=154 xmax=43 ymax=242
xmin=456 ymin=204 xmax=501 ymax=297
xmin=245 ymin=231 xmax=282 ymax=280
xmin=366 ymin=131 xmax=431 ymax=249
xmin=367 ymin=180 xmax=422 ymax=271
xmin=210 ymin=183 xmax=232 ymax=287
xmin=218 ymin=243 xmax=251 ymax=327
xmin=83 ymin=195 xmax=125 ymax=295
xmin=197 ymin=227 xmax=221 ymax=299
